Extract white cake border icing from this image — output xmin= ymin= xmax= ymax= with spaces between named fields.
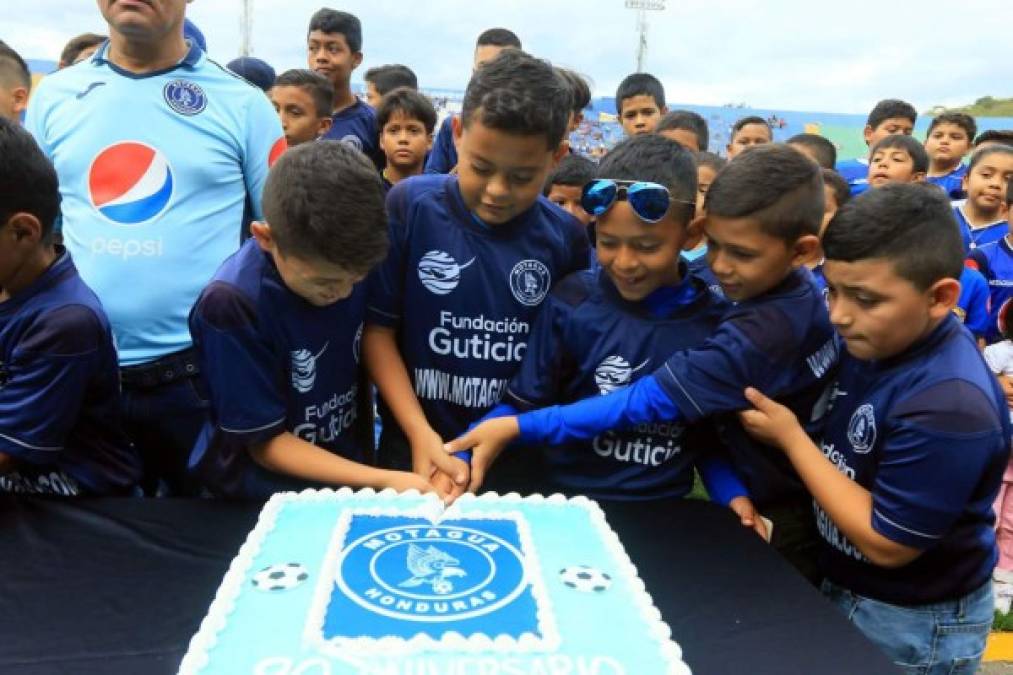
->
xmin=177 ymin=487 xmax=691 ymax=675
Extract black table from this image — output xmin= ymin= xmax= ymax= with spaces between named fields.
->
xmin=0 ymin=496 xmax=898 ymax=674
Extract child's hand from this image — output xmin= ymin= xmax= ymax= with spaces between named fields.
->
xmin=443 ymin=416 xmax=520 ymax=493
xmin=430 ymin=458 xmax=471 ymax=505
xmin=382 ymin=470 xmax=439 ymax=496
xmin=728 ymin=496 xmax=768 ymax=540
xmin=998 ymin=376 xmax=1013 ymax=409
xmin=738 ymin=387 xmax=805 ymax=450
xmin=409 ymin=427 xmax=468 ymax=491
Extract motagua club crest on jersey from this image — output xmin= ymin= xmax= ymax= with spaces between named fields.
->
xmin=163 ymin=79 xmax=208 ymax=116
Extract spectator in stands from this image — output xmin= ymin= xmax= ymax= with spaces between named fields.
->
xmin=0 ymin=41 xmax=30 ymax=124
xmin=835 ymin=99 xmax=917 ymax=195
xmin=309 ymin=9 xmax=380 ymax=166
xmin=657 ymin=110 xmax=708 ymax=152
xmin=924 ymin=112 xmax=976 ymax=199
xmin=26 ymin=0 xmax=285 ymax=496
xmin=58 ymin=33 xmax=106 ymax=68
xmin=615 ymin=72 xmax=666 ymax=137
xmin=0 ymin=118 xmax=140 ymax=497
xmin=425 ymin=27 xmax=522 ymax=174
xmin=726 ymin=116 xmax=772 ymax=159
xmin=787 ymin=133 xmax=837 ymax=169
xmin=227 ymin=57 xmax=276 ymax=92
xmin=364 ymin=64 xmax=418 ymax=108
xmin=270 ymin=69 xmax=334 ymax=147
xmin=377 ymin=87 xmax=436 ymax=190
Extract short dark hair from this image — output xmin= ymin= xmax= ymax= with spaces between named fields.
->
xmin=705 ymin=144 xmax=824 ymax=242
xmin=731 ymin=116 xmax=772 ymax=140
xmin=461 ymin=49 xmax=571 ymax=150
xmin=823 ymin=183 xmax=962 ymax=290
xmin=597 ymin=134 xmax=698 ymax=224
xmin=657 ymin=110 xmax=709 ymax=152
xmin=974 ymin=130 xmax=1013 ymax=147
xmin=787 ymin=133 xmax=837 ymax=169
xmin=0 ymin=118 xmax=59 ymax=242
xmin=870 ymin=134 xmax=929 ymax=174
xmin=307 ymin=8 xmax=362 ymax=53
xmin=543 ymin=154 xmax=596 ymax=195
xmin=615 ymin=73 xmax=665 ymax=114
xmin=557 ymin=68 xmax=591 ymax=113
xmin=1007 ymin=174 xmax=1013 ymax=206
xmin=377 ymin=87 xmax=437 ymax=134
xmin=927 ymin=112 xmax=977 ymax=141
xmin=273 ymin=69 xmax=334 ymax=118
xmin=0 ymin=42 xmax=30 ymax=90
xmin=476 ymin=28 xmax=521 ymax=49
xmin=262 ymin=141 xmax=388 ymax=272
xmin=59 ymin=33 xmax=105 ymax=66
xmin=364 ymin=64 xmax=418 ymax=95
xmin=967 ymin=143 xmax=1013 ymax=173
xmin=866 ymin=98 xmax=917 ymax=130
xmin=695 ymin=151 xmax=726 ymax=173
xmin=821 ymin=168 xmax=850 ymax=209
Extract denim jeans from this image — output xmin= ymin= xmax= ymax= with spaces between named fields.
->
xmin=821 ymin=578 xmax=992 ymax=675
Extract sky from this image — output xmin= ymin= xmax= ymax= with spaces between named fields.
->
xmin=2 ymin=0 xmax=1007 ymax=114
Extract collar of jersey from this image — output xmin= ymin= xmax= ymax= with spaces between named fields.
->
xmin=0 ymin=247 xmax=74 ymax=318
xmin=91 ymin=38 xmax=203 ymax=79
xmin=600 ymin=261 xmax=706 ymax=319
xmin=446 ymin=176 xmax=538 ymax=238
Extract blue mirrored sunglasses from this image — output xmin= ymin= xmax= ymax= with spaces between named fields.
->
xmin=580 ymin=179 xmax=695 ymax=223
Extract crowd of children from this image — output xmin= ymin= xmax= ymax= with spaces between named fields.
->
xmin=2 ymin=6 xmax=1013 ymax=672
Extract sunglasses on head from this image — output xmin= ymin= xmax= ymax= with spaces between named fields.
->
xmin=580 ymin=179 xmax=695 ymax=223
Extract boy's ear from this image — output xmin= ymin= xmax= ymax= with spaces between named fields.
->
xmin=682 ymin=215 xmax=706 ymax=251
xmin=249 ymin=221 xmax=275 ymax=252
xmin=551 ymin=140 xmax=569 ymax=165
xmin=426 ymin=131 xmax=434 ymax=153
xmin=789 ymin=234 xmax=821 ymax=267
xmin=927 ymin=277 xmax=961 ymax=318
xmin=451 ymin=114 xmax=463 ymax=150
xmin=10 ymin=86 xmax=28 ymax=117
xmin=350 ymin=51 xmax=363 ymax=71
xmin=912 ymin=172 xmax=926 ymax=183
xmin=6 ymin=212 xmax=43 ymax=244
xmin=317 ymin=116 xmax=333 ymax=138
xmin=862 ymin=125 xmax=875 ymax=147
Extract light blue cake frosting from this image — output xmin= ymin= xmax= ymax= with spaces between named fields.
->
xmin=179 ymin=489 xmax=690 ymax=675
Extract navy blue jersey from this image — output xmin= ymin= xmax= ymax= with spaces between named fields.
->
xmin=968 ymin=239 xmax=1013 ymax=343
xmin=505 ymin=266 xmax=733 ymax=500
xmin=0 ymin=249 xmax=138 ymax=495
xmin=835 ymin=158 xmax=870 ymax=196
xmin=367 ymin=174 xmax=589 ymax=440
xmin=956 ymin=203 xmax=1008 ymax=252
xmin=957 ymin=266 xmax=989 ymax=339
xmin=814 ymin=315 xmax=1008 ymax=604
xmin=927 ymin=164 xmax=967 ymax=200
xmin=685 ymin=255 xmax=724 ymax=298
xmin=424 ymin=116 xmax=457 ymax=174
xmin=655 ymin=268 xmax=838 ymax=506
xmin=322 ymin=99 xmax=381 ymax=168
xmin=188 ymin=239 xmax=370 ymax=498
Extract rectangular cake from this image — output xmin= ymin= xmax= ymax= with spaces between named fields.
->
xmin=179 ymin=488 xmax=690 ymax=674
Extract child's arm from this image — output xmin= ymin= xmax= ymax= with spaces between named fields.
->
xmin=250 ymin=431 xmax=435 ymax=494
xmin=741 ymin=387 xmax=959 ymax=568
xmin=363 ymin=325 xmax=468 ymax=485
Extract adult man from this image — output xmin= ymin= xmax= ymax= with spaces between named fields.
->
xmin=25 ymin=0 xmax=285 ymax=494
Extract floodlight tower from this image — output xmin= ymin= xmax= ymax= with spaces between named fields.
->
xmin=625 ymin=0 xmax=666 ymax=72
xmin=240 ymin=0 xmax=253 ymax=56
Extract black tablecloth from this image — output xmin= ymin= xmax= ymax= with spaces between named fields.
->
xmin=0 ymin=496 xmax=897 ymax=675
